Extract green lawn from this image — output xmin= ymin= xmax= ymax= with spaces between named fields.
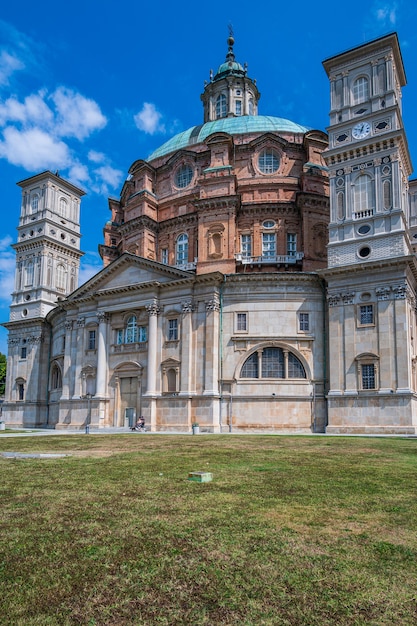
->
xmin=1 ymin=435 xmax=417 ymax=625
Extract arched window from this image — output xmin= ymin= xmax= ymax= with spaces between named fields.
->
xmin=117 ymin=316 xmax=147 ymax=344
xmin=25 ymin=261 xmax=34 ymax=286
xmin=216 ymin=94 xmax=227 ymax=119
xmin=248 ymin=98 xmax=254 ymax=116
xmin=353 ymin=77 xmax=369 ymax=104
xmin=31 ymin=194 xmax=39 ymax=213
xmin=51 ymin=363 xmax=62 ymax=389
xmin=354 ymin=174 xmax=374 ymax=214
xmin=176 ymin=234 xmax=188 ymax=265
xmin=56 ymin=264 xmax=66 ymax=291
xmin=241 ymin=347 xmax=306 ymax=379
xmin=125 ymin=315 xmax=138 ymax=343
xmin=59 ymin=197 xmax=67 ymax=217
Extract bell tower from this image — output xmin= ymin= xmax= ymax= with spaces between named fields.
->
xmin=10 ymin=171 xmax=85 ymax=322
xmin=322 ymin=34 xmax=417 ymax=434
xmin=323 ymin=32 xmax=412 ymax=267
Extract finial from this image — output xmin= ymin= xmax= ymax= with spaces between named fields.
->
xmin=226 ymin=23 xmax=235 ymax=63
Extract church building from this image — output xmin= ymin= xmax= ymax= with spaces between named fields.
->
xmin=3 ymin=33 xmax=417 ymax=434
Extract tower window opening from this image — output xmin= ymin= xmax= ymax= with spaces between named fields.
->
xmin=216 ymin=94 xmax=227 ymax=119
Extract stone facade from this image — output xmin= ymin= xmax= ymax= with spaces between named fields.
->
xmin=2 ymin=33 xmax=417 ymax=434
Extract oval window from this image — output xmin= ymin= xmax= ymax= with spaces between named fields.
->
xmin=263 ymin=220 xmax=275 ymax=229
xmin=357 ymin=224 xmax=371 ymax=235
xmin=258 ymin=149 xmax=280 ymax=174
xmin=358 ymin=246 xmax=371 ymax=258
xmin=175 ymin=164 xmax=193 ymax=189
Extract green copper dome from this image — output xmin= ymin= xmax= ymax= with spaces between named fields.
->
xmin=148 ymin=115 xmax=311 ymax=161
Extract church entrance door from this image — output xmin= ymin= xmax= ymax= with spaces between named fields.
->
xmin=119 ymin=377 xmax=141 ymax=427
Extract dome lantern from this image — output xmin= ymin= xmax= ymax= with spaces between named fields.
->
xmin=201 ymin=31 xmax=260 ymax=123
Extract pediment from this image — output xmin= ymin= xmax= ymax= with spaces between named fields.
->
xmin=68 ymin=253 xmax=194 ymax=301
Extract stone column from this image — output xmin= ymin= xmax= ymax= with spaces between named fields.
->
xmin=204 ymin=295 xmax=220 ymax=395
xmin=145 ymin=301 xmax=160 ymax=395
xmin=72 ymin=317 xmax=85 ymax=397
xmin=96 ymin=312 xmax=109 ymax=398
xmin=180 ymin=300 xmax=194 ymax=395
xmin=61 ymin=320 xmax=73 ymax=400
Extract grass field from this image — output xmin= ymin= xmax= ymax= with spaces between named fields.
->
xmin=1 ymin=434 xmax=417 ymax=625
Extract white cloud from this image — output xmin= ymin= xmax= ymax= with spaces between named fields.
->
xmin=68 ymin=162 xmax=90 ymax=188
xmin=78 ymin=251 xmax=104 ymax=286
xmin=0 ymin=235 xmax=15 ymax=305
xmin=0 ymin=126 xmax=70 ymax=170
xmin=0 ymin=50 xmax=24 ymax=86
xmin=0 ymin=92 xmax=53 ymax=126
xmin=51 ymin=87 xmax=107 ymax=140
xmin=94 ymin=165 xmax=123 ymax=188
xmin=134 ymin=102 xmax=165 ymax=135
xmin=375 ymin=2 xmax=397 ymax=25
xmin=88 ymin=149 xmax=106 ymax=163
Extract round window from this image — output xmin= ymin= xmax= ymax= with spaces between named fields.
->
xmin=358 ymin=246 xmax=371 ymax=259
xmin=258 ymin=149 xmax=280 ymax=174
xmin=175 ymin=164 xmax=193 ymax=189
xmin=263 ymin=220 xmax=276 ymax=229
xmin=357 ymin=224 xmax=371 ymax=235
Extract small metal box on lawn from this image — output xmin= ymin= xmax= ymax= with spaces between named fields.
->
xmin=188 ymin=471 xmax=213 ymax=483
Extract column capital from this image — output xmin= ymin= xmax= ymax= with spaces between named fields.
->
xmin=146 ymin=301 xmax=160 ymax=316
xmin=97 ymin=311 xmax=109 ymax=324
xmin=206 ymin=296 xmax=220 ymax=312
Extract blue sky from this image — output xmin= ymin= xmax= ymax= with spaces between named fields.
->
xmin=0 ymin=0 xmax=416 ymax=353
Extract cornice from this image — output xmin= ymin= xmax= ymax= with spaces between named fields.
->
xmin=319 ymin=255 xmax=417 ymax=282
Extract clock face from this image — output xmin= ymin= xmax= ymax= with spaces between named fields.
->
xmin=352 ymin=122 xmax=371 ymax=139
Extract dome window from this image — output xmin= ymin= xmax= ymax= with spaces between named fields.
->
xmin=216 ymin=94 xmax=227 ymax=119
xmin=175 ymin=164 xmax=193 ymax=189
xmin=258 ymin=149 xmax=280 ymax=174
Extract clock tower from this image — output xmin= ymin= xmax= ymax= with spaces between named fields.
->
xmin=322 ymin=33 xmax=417 ymax=434
xmin=323 ymin=32 xmax=412 ymax=266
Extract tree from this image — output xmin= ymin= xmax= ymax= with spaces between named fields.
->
xmin=0 ymin=352 xmax=6 ymax=397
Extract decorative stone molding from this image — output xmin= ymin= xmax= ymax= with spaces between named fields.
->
xmin=376 ymin=286 xmax=391 ymax=301
xmin=341 ymin=291 xmax=355 ymax=305
xmin=97 ymin=311 xmax=109 ymax=323
xmin=65 ymin=320 xmax=73 ymax=331
xmin=77 ymin=317 xmax=85 ymax=328
xmin=27 ymin=334 xmax=43 ymax=344
xmin=393 ymin=285 xmax=407 ymax=299
xmin=328 ymin=294 xmax=341 ymax=307
xmin=146 ymin=302 xmax=160 ymax=316
xmin=182 ymin=300 xmax=194 ymax=313
xmin=206 ymin=296 xmax=220 ymax=312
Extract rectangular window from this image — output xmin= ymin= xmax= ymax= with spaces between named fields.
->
xmin=299 ymin=313 xmax=310 ymax=332
xmin=241 ymin=234 xmax=251 ymax=258
xmin=20 ymin=347 xmax=27 ymax=359
xmin=360 ymin=304 xmax=374 ymax=325
xmin=161 ymin=248 xmax=168 ymax=264
xmin=168 ymin=318 xmax=178 ymax=341
xmin=138 ymin=326 xmax=147 ymax=342
xmin=235 ymin=100 xmax=242 ymax=115
xmin=236 ymin=313 xmax=247 ymax=332
xmin=88 ymin=330 xmax=96 ymax=350
xmin=117 ymin=329 xmax=123 ymax=344
xmin=18 ymin=383 xmax=24 ymax=401
xmin=262 ymin=233 xmax=276 ymax=258
xmin=362 ymin=364 xmax=375 ymax=390
xmin=287 ymin=233 xmax=297 ymax=256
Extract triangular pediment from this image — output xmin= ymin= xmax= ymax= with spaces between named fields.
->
xmin=67 ymin=253 xmax=194 ymax=301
